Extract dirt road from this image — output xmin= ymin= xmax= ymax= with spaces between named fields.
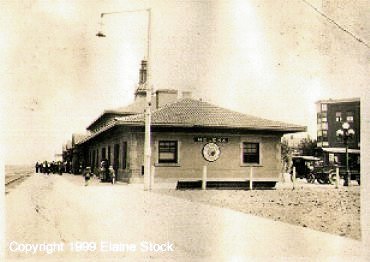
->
xmin=157 ymin=181 xmax=361 ymax=240
xmin=5 ymin=174 xmax=366 ymax=261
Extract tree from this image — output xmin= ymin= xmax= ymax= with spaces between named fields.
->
xmin=281 ymin=137 xmax=292 ymax=172
xmin=298 ymin=136 xmax=317 ymax=156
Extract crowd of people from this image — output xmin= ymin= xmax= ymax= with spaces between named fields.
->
xmin=35 ymin=161 xmax=71 ymax=175
xmin=35 ymin=159 xmax=116 ymax=187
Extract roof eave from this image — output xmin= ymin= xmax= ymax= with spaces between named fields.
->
xmin=116 ymin=120 xmax=306 ymax=132
xmin=86 ymin=111 xmax=131 ymax=130
xmin=78 ymin=122 xmax=117 ymax=145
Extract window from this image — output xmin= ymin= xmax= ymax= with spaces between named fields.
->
xmin=322 ymin=130 xmax=328 ymax=141
xmin=242 ymin=142 xmax=260 ymax=164
xmin=321 ymin=123 xmax=328 ymax=130
xmin=329 ymin=153 xmax=335 ymax=163
xmin=336 ymin=112 xmax=342 ymax=122
xmin=321 ymin=104 xmax=327 ymax=112
xmin=346 ymin=112 xmax=354 ymax=122
xmin=158 ymin=141 xmax=178 ymax=163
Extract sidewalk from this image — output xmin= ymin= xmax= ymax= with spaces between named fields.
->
xmin=5 ymin=174 xmax=367 ymax=261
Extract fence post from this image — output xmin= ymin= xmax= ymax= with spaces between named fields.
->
xmin=335 ymin=167 xmax=339 ymax=189
xmin=202 ymin=166 xmax=207 ymax=190
xmin=292 ymin=166 xmax=296 ymax=190
xmin=249 ymin=167 xmax=253 ymax=190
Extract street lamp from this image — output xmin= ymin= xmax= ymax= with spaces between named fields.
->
xmin=336 ymin=122 xmax=355 ymax=186
xmin=96 ymin=8 xmax=152 ymax=191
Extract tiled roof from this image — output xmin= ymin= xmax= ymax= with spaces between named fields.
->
xmin=86 ymin=99 xmax=145 ymax=130
xmin=77 ymin=121 xmax=118 ymax=145
xmin=116 ymin=98 xmax=306 ymax=132
xmin=72 ymin=133 xmax=89 ymax=145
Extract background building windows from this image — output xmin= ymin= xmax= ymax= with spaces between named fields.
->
xmin=322 ymin=130 xmax=328 ymax=141
xmin=346 ymin=112 xmax=354 ymax=122
xmin=335 ymin=112 xmax=342 ymax=122
xmin=242 ymin=142 xmax=260 ymax=164
xmin=158 ymin=141 xmax=178 ymax=163
xmin=321 ymin=104 xmax=327 ymax=111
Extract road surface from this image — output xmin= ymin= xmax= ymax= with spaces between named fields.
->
xmin=5 ymin=173 xmax=367 ymax=261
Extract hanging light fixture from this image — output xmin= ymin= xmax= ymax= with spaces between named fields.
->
xmin=96 ymin=13 xmax=106 ymax=37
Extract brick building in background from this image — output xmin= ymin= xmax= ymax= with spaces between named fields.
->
xmin=316 ymin=98 xmax=360 ymax=166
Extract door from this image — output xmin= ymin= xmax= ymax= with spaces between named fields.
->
xmin=114 ymin=144 xmax=119 ymax=175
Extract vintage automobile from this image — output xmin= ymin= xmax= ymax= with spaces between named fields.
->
xmin=290 ymin=156 xmax=320 ymax=183
xmin=291 ymin=155 xmax=360 ymax=185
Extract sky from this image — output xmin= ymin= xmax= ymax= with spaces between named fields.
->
xmin=1 ymin=0 xmax=369 ymax=165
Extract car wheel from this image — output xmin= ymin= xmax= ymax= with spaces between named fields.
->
xmin=329 ymin=171 xmax=337 ymax=185
xmin=317 ymin=178 xmax=327 ymax=184
xmin=306 ymin=173 xmax=315 ymax=184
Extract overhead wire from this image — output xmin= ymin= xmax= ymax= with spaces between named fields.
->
xmin=301 ymin=0 xmax=370 ymax=50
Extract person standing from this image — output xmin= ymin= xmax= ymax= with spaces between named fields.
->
xmin=46 ymin=161 xmax=50 ymax=175
xmin=43 ymin=161 xmax=47 ymax=174
xmin=58 ymin=161 xmax=63 ymax=175
xmin=35 ymin=162 xmax=39 ymax=173
xmin=108 ymin=165 xmax=115 ymax=185
xmin=83 ymin=167 xmax=93 ymax=186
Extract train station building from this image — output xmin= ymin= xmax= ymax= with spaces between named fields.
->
xmin=73 ymin=62 xmax=306 ymax=184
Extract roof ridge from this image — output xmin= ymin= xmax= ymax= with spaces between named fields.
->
xmin=156 ymin=98 xmax=301 ymax=127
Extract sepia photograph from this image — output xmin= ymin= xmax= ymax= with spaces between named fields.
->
xmin=1 ymin=0 xmax=369 ymax=261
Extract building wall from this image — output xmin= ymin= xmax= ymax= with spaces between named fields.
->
xmin=327 ymin=102 xmax=360 ymax=148
xmin=317 ymin=100 xmax=360 ymax=149
xmin=84 ymin=127 xmax=133 ymax=181
xmin=83 ymin=128 xmax=283 ymax=183
xmin=151 ymin=132 xmax=281 ymax=181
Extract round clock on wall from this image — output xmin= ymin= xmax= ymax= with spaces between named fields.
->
xmin=202 ymin=142 xmax=221 ymax=162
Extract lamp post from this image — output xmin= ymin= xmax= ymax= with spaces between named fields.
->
xmin=336 ymin=122 xmax=355 ymax=186
xmin=96 ymin=8 xmax=152 ymax=191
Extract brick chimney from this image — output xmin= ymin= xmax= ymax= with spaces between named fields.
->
xmin=156 ymin=89 xmax=178 ymax=109
xmin=181 ymin=91 xmax=192 ymax=99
